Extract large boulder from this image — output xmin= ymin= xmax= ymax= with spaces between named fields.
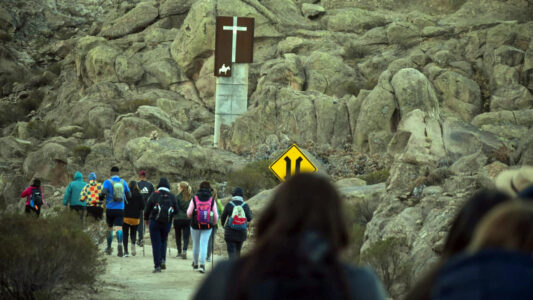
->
xmin=160 ymin=0 xmax=196 ymax=18
xmin=99 ymin=2 xmax=159 ymax=38
xmin=85 ymin=44 xmax=122 ymax=83
xmin=124 ymin=137 xmax=246 ymax=181
xmin=433 ymin=71 xmax=481 ymax=122
xmin=115 ymin=55 xmax=144 ymax=84
xmin=490 ymin=85 xmax=533 ymax=111
xmin=323 ymin=8 xmax=388 ymax=33
xmin=471 ymin=109 xmax=533 ymax=141
xmin=391 ymin=68 xmax=440 ymax=119
xmin=22 ymin=143 xmax=70 ymax=187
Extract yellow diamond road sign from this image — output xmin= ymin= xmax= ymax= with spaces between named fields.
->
xmin=269 ymin=144 xmax=317 ymax=181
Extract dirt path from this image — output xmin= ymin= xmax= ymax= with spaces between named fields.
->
xmin=96 ymin=245 xmax=223 ymax=300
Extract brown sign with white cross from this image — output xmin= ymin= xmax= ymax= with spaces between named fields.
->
xmin=214 ymin=16 xmax=254 ymax=77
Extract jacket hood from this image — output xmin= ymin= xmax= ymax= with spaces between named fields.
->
xmin=74 ymin=171 xmax=83 ymax=181
xmin=157 ymin=177 xmax=170 ymax=189
xmin=231 ymin=196 xmax=244 ymax=202
xmin=196 ymin=188 xmax=212 ymax=200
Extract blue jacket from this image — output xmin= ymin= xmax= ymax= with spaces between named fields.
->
xmin=432 ymin=249 xmax=533 ymax=300
xmin=103 ymin=176 xmax=130 ymax=210
xmin=62 ymin=171 xmax=87 ymax=207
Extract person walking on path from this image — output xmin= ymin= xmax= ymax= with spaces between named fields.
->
xmin=101 ymin=166 xmax=131 ymax=257
xmin=80 ymin=172 xmax=104 ymax=222
xmin=187 ymin=181 xmax=218 ymax=273
xmin=144 ymin=178 xmax=177 ymax=273
xmin=194 ymin=173 xmax=388 ymax=300
xmin=206 ymin=188 xmax=224 ymax=262
xmin=123 ymin=180 xmax=145 ymax=257
xmin=220 ymin=187 xmax=252 ymax=259
xmin=21 ymin=178 xmax=48 ymax=217
xmin=136 ymin=170 xmax=154 ymax=247
xmin=173 ymin=181 xmax=192 ymax=259
xmin=62 ymin=171 xmax=87 ymax=221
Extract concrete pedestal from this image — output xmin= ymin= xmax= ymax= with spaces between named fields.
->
xmin=214 ymin=63 xmax=248 ymax=147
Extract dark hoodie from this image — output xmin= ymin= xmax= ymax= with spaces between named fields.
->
xmin=144 ymin=178 xmax=177 ymax=223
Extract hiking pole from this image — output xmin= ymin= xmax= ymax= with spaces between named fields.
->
xmin=211 ymin=231 xmax=214 ymax=271
xmin=142 ymin=220 xmax=146 ymax=257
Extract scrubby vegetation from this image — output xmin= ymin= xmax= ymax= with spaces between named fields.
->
xmin=73 ymin=145 xmax=92 ymax=164
xmin=358 ymin=169 xmax=390 ymax=185
xmin=26 ymin=119 xmax=57 ymax=139
xmin=0 ymin=212 xmax=105 ymax=299
xmin=227 ymin=160 xmax=278 ymax=198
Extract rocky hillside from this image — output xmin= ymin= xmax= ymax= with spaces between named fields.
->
xmin=1 ymin=0 xmax=533 ymax=297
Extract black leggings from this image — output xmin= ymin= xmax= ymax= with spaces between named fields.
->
xmin=25 ymin=205 xmax=40 ymax=217
xmin=174 ymin=219 xmax=191 ymax=253
xmin=122 ymin=223 xmax=138 ymax=253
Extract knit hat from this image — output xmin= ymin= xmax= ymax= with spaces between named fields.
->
xmin=495 ymin=166 xmax=533 ymax=196
xmin=110 ymin=166 xmax=119 ymax=172
xmin=139 ymin=170 xmax=147 ymax=177
xmin=232 ymin=187 xmax=244 ymax=197
xmin=157 ymin=177 xmax=170 ymax=189
xmin=89 ymin=172 xmax=97 ymax=181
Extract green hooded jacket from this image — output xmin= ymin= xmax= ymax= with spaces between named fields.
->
xmin=62 ymin=171 xmax=87 ymax=207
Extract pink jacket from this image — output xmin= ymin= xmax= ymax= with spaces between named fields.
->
xmin=21 ymin=186 xmax=47 ymax=207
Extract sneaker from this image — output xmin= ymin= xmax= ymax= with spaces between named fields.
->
xmin=192 ymin=262 xmax=198 ymax=270
xmin=132 ymin=245 xmax=136 ymax=256
xmin=153 ymin=267 xmax=162 ymax=273
xmin=161 ymin=261 xmax=166 ymax=270
xmin=124 ymin=252 xmax=130 ymax=257
xmin=105 ymin=247 xmax=112 ymax=255
xmin=177 ymin=252 xmax=182 ymax=258
xmin=199 ymin=265 xmax=206 ymax=273
xmin=117 ymin=245 xmax=123 ymax=257
xmin=206 ymin=257 xmax=211 ymax=262
xmin=137 ymin=240 xmax=144 ymax=247
xmin=182 ymin=252 xmax=187 ymax=259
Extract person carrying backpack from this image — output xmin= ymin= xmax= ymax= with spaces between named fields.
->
xmin=62 ymin=171 xmax=87 ymax=220
xmin=21 ymin=178 xmax=48 ymax=217
xmin=144 ymin=178 xmax=177 ymax=273
xmin=123 ymin=180 xmax=145 ymax=257
xmin=187 ymin=181 xmax=219 ymax=273
xmin=80 ymin=172 xmax=104 ymax=221
xmin=173 ymin=181 xmax=192 ymax=259
xmin=136 ymin=170 xmax=154 ymax=247
xmin=100 ymin=166 xmax=131 ymax=257
xmin=220 ymin=187 xmax=252 ymax=259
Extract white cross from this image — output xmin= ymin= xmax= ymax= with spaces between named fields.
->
xmin=223 ymin=16 xmax=247 ymax=63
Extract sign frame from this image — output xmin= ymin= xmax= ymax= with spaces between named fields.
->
xmin=269 ymin=144 xmax=318 ymax=182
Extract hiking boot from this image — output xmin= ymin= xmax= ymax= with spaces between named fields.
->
xmin=192 ymin=262 xmax=198 ymax=270
xmin=177 ymin=251 xmax=182 ymax=258
xmin=124 ymin=252 xmax=130 ymax=257
xmin=152 ymin=267 xmax=161 ymax=273
xmin=182 ymin=252 xmax=187 ymax=260
xmin=132 ymin=245 xmax=136 ymax=256
xmin=137 ymin=240 xmax=144 ymax=247
xmin=117 ymin=245 xmax=123 ymax=257
xmin=161 ymin=261 xmax=166 ymax=270
xmin=199 ymin=265 xmax=206 ymax=273
xmin=105 ymin=247 xmax=112 ymax=255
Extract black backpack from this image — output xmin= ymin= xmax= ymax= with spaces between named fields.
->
xmin=29 ymin=188 xmax=43 ymax=210
xmin=152 ymin=191 xmax=174 ymax=223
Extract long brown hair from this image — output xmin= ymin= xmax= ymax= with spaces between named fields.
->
xmin=231 ymin=173 xmax=350 ymax=299
xmin=469 ymin=200 xmax=533 ymax=253
xmin=179 ymin=182 xmax=192 ymax=202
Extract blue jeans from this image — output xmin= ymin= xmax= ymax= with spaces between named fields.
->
xmin=191 ymin=227 xmax=212 ymax=266
xmin=226 ymin=241 xmax=243 ymax=259
xmin=149 ymin=220 xmax=171 ymax=268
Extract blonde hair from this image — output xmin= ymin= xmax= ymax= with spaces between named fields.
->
xmin=468 ymin=201 xmax=533 ymax=253
xmin=179 ymin=182 xmax=192 ymax=202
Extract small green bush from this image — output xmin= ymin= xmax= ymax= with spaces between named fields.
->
xmin=26 ymin=119 xmax=57 ymax=139
xmin=358 ymin=169 xmax=390 ymax=185
xmin=227 ymin=160 xmax=278 ymax=198
xmin=347 ymin=223 xmax=366 ymax=263
xmin=73 ymin=146 xmax=92 ymax=164
xmin=353 ymin=198 xmax=378 ymax=226
xmin=0 ymin=212 xmax=105 ymax=299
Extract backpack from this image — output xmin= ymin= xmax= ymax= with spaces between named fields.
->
xmin=228 ymin=201 xmax=248 ymax=230
xmin=194 ymin=196 xmax=213 ymax=227
xmin=29 ymin=188 xmax=43 ymax=210
xmin=111 ymin=179 xmax=125 ymax=202
xmin=152 ymin=191 xmax=174 ymax=223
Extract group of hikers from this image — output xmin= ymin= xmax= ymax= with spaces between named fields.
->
xmin=21 ymin=165 xmax=533 ymax=299
xmin=21 ymin=166 xmax=253 ymax=274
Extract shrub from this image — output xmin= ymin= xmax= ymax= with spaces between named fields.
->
xmin=358 ymin=169 xmax=390 ymax=185
xmin=353 ymin=198 xmax=378 ymax=226
xmin=360 ymin=237 xmax=413 ymax=296
xmin=73 ymin=146 xmax=91 ymax=164
xmin=227 ymin=160 xmax=278 ymax=198
xmin=0 ymin=212 xmax=105 ymax=299
xmin=26 ymin=119 xmax=57 ymax=139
